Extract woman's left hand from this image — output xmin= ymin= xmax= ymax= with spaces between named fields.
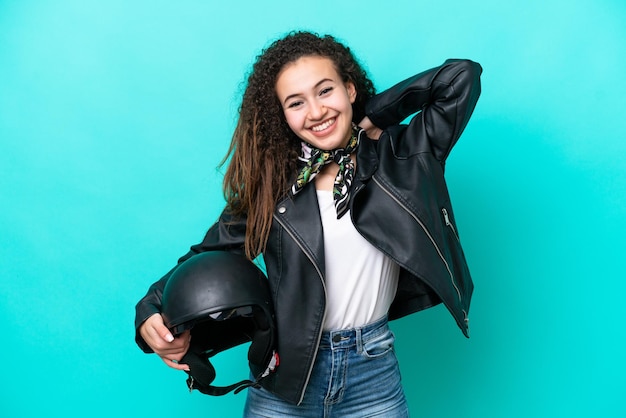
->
xmin=358 ymin=116 xmax=382 ymax=140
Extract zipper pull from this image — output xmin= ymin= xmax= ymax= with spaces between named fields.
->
xmin=442 ymin=208 xmax=451 ymax=226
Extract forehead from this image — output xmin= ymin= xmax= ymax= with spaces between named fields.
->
xmin=275 ymin=56 xmax=341 ymax=94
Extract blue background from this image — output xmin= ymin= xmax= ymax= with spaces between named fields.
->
xmin=1 ymin=1 xmax=625 ymax=416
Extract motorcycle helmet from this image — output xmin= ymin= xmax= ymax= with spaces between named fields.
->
xmin=161 ymin=251 xmax=278 ymax=396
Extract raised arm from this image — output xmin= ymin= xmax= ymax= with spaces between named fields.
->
xmin=365 ymin=59 xmax=482 ymax=161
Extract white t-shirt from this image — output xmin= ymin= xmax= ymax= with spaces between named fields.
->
xmin=317 ymin=190 xmax=400 ymax=331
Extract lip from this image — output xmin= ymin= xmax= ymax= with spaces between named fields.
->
xmin=308 ymin=117 xmax=337 ymax=137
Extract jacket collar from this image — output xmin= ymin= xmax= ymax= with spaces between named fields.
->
xmin=355 ymin=131 xmax=379 ymax=181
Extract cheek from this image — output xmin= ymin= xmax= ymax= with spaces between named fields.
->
xmin=283 ymin=111 xmax=301 ymax=133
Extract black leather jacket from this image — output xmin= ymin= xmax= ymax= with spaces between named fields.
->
xmin=135 ymin=59 xmax=482 ymax=405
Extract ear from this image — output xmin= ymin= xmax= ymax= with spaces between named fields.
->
xmin=346 ymin=81 xmax=357 ymax=104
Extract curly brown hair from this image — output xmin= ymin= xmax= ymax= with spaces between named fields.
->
xmin=221 ymin=31 xmax=376 ymax=259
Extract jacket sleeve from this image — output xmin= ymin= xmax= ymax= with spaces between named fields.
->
xmin=365 ymin=59 xmax=482 ymax=162
xmin=134 ymin=208 xmax=248 ymax=352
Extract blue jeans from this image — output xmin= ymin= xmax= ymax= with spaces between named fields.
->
xmin=244 ymin=315 xmax=409 ymax=417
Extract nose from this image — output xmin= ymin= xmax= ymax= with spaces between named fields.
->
xmin=308 ymin=99 xmax=326 ymax=120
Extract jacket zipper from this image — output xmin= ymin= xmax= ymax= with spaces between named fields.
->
xmin=371 ymin=177 xmax=462 ymax=303
xmin=273 ymin=213 xmax=327 ymax=405
xmin=441 ymin=207 xmax=460 ymax=242
xmin=441 ymin=207 xmax=469 ymax=326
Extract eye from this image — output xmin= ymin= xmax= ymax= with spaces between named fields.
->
xmin=319 ymin=86 xmax=333 ymax=96
xmin=287 ymin=100 xmax=304 ymax=109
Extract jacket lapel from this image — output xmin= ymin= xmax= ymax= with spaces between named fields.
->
xmin=274 ymin=184 xmax=326 ymax=278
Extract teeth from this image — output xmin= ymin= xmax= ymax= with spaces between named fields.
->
xmin=311 ymin=118 xmax=335 ymax=132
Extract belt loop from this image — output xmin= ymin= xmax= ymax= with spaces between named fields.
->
xmin=356 ymin=327 xmax=363 ymax=353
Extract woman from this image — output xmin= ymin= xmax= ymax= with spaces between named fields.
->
xmin=135 ymin=30 xmax=482 ymax=416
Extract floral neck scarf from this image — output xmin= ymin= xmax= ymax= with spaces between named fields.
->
xmin=291 ymin=125 xmax=360 ymax=218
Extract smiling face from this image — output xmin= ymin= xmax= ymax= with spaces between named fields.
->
xmin=275 ymin=55 xmax=357 ymax=150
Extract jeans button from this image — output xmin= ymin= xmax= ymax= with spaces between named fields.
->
xmin=332 ymin=334 xmax=341 ymax=343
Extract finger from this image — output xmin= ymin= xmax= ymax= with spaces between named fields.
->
xmin=161 ymin=330 xmax=174 ymax=343
xmin=161 ymin=356 xmax=190 ymax=372
xmin=155 ymin=330 xmax=191 ymax=357
xmin=152 ymin=317 xmax=175 ymax=343
xmin=140 ymin=314 xmax=171 ymax=346
xmin=179 ymin=330 xmax=191 ymax=345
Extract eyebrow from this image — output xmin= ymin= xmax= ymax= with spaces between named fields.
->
xmin=282 ymin=78 xmax=334 ymax=105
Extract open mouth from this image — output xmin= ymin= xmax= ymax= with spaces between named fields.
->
xmin=310 ymin=118 xmax=336 ymax=132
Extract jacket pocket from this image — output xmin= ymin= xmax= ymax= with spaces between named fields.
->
xmin=360 ymin=329 xmax=395 ymax=359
